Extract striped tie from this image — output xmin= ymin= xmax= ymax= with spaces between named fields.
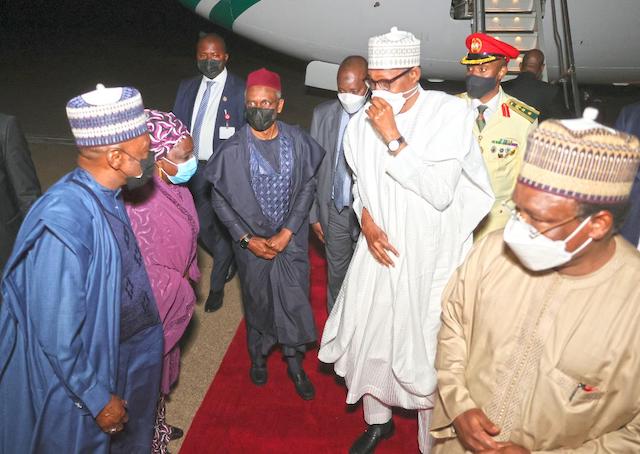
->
xmin=476 ymin=105 xmax=488 ymax=132
xmin=191 ymin=81 xmax=214 ymax=160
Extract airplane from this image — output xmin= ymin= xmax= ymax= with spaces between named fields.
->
xmin=178 ymin=0 xmax=640 ymax=92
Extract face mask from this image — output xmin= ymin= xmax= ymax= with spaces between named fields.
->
xmin=123 ymin=151 xmax=155 ymax=190
xmin=503 ymin=216 xmax=593 ymax=271
xmin=371 ymin=85 xmax=418 ymax=115
xmin=465 ymin=74 xmax=498 ymax=99
xmin=338 ymin=90 xmax=369 ymax=115
xmin=246 ymin=107 xmax=277 ymax=132
xmin=161 ymin=155 xmax=197 ymax=184
xmin=197 ymin=59 xmax=225 ymax=79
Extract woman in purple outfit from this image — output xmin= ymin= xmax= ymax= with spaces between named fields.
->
xmin=124 ymin=110 xmax=200 ymax=453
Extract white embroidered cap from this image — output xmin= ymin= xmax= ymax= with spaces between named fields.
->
xmin=368 ymin=26 xmax=421 ymax=70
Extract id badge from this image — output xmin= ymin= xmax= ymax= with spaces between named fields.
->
xmin=219 ymin=126 xmax=236 ymax=140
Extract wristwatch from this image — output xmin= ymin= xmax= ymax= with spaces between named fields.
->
xmin=240 ymin=234 xmax=253 ymax=249
xmin=387 ymin=135 xmax=405 ymax=153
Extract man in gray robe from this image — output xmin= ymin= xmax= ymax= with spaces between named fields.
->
xmin=205 ymin=68 xmax=324 ymax=400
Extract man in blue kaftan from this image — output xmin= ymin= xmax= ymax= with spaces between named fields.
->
xmin=0 ymin=85 xmax=163 ymax=454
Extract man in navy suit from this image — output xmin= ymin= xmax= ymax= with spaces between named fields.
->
xmin=616 ymin=101 xmax=640 ymax=247
xmin=173 ymin=33 xmax=246 ymax=312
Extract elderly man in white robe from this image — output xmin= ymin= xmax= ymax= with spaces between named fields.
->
xmin=319 ymin=27 xmax=495 ymax=454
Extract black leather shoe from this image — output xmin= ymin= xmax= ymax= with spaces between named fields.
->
xmin=349 ymin=420 xmax=395 ymax=454
xmin=204 ymin=290 xmax=224 ymax=312
xmin=287 ymin=369 xmax=315 ymax=400
xmin=249 ymin=364 xmax=268 ymax=385
xmin=225 ymin=262 xmax=237 ymax=283
xmin=168 ymin=425 xmax=184 ymax=440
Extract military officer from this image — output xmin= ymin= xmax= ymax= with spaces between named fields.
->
xmin=459 ymin=33 xmax=538 ymax=240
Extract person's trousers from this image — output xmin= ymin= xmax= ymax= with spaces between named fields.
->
xmin=362 ymin=394 xmax=434 ymax=454
xmin=189 ymin=162 xmax=234 ymax=294
xmin=325 ymin=205 xmax=358 ymax=313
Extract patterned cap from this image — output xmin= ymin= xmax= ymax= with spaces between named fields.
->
xmin=146 ymin=109 xmax=190 ymax=161
xmin=519 ymin=108 xmax=640 ymax=204
xmin=368 ymin=27 xmax=420 ymax=70
xmin=66 ymin=84 xmax=148 ymax=147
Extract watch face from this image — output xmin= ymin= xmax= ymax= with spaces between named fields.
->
xmin=388 ymin=140 xmax=399 ymax=151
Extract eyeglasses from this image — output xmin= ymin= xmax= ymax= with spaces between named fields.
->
xmin=501 ymin=199 xmax=579 ymax=239
xmin=365 ymin=67 xmax=413 ymax=91
xmin=246 ymin=99 xmax=278 ymax=109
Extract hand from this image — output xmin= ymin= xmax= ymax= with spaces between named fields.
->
xmin=247 ymin=236 xmax=279 ymax=260
xmin=96 ymin=394 xmax=128 ymax=435
xmin=267 ymin=228 xmax=293 ymax=253
xmin=366 ymin=97 xmax=401 ymax=144
xmin=479 ymin=442 xmax=530 ymax=454
xmin=311 ymin=222 xmax=325 ymax=243
xmin=361 ymin=208 xmax=399 ymax=267
xmin=452 ymin=408 xmax=501 ymax=452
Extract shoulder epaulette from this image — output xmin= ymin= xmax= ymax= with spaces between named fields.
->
xmin=507 ymin=99 xmax=539 ymax=123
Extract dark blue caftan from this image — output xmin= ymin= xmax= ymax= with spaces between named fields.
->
xmin=205 ymin=122 xmax=324 ymax=362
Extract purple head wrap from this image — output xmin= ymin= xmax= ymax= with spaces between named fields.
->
xmin=145 ymin=109 xmax=191 ymax=161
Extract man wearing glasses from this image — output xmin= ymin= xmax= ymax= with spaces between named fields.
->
xmin=431 ymin=112 xmax=640 ymax=453
xmin=319 ymin=27 xmax=494 ymax=453
xmin=458 ymin=33 xmax=539 ymax=241
xmin=205 ymin=68 xmax=324 ymax=400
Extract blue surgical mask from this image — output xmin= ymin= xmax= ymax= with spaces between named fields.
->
xmin=162 ymin=155 xmax=197 ymax=184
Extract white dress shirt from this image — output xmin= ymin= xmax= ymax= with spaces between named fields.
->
xmin=471 ymin=90 xmax=501 ymax=124
xmin=191 ymin=68 xmax=228 ymax=161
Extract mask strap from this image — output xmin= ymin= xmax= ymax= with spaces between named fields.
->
xmin=565 ymin=216 xmax=592 ymax=242
xmin=564 ymin=216 xmax=593 ymax=255
xmin=402 ymin=84 xmax=419 ymax=98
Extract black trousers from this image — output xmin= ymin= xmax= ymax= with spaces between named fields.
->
xmin=188 ymin=161 xmax=234 ymax=294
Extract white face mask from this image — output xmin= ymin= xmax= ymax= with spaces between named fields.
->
xmin=503 ymin=216 xmax=593 ymax=272
xmin=371 ymin=85 xmax=419 ymax=115
xmin=337 ymin=91 xmax=369 ymax=114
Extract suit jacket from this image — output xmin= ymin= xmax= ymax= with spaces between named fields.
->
xmin=308 ymin=100 xmax=359 ymax=240
xmin=616 ymin=101 xmax=640 ymax=245
xmin=502 ymin=72 xmax=568 ymax=121
xmin=172 ymin=70 xmax=246 ymax=156
xmin=0 ymin=113 xmax=41 ymax=269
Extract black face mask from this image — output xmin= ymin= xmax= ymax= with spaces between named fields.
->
xmin=246 ymin=107 xmax=277 ymax=132
xmin=465 ymin=74 xmax=498 ymax=99
xmin=123 ymin=152 xmax=155 ymax=190
xmin=197 ymin=59 xmax=225 ymax=79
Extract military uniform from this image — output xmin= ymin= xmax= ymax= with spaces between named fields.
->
xmin=459 ymin=89 xmax=538 ymax=239
xmin=459 ymin=32 xmax=539 ymax=239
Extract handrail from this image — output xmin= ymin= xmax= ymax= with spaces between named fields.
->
xmin=550 ymin=0 xmax=570 ymax=110
xmin=472 ymin=0 xmax=485 ymax=33
xmin=559 ymin=0 xmax=581 ymax=116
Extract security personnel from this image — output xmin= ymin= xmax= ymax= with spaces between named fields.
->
xmin=459 ymin=32 xmax=538 ymax=240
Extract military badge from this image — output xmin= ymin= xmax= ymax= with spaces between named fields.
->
xmin=491 ymin=138 xmax=519 ymax=158
xmin=470 ymin=37 xmax=482 ymax=54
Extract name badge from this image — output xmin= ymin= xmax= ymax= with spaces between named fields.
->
xmin=219 ymin=126 xmax=236 ymax=140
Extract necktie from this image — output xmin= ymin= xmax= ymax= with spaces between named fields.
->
xmin=333 ymin=135 xmax=350 ymax=212
xmin=476 ymin=105 xmax=488 ymax=132
xmin=191 ymin=80 xmax=214 ymax=160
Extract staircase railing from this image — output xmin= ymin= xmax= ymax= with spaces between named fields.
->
xmin=552 ymin=0 xmax=581 ymax=116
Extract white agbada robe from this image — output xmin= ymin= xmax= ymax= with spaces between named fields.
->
xmin=319 ymin=88 xmax=494 ymax=410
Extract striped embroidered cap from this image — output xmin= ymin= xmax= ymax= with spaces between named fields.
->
xmin=66 ymin=84 xmax=148 ymax=147
xmin=368 ymin=27 xmax=420 ymax=70
xmin=519 ymin=108 xmax=640 ymax=204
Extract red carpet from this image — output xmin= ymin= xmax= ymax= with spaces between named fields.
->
xmin=180 ymin=240 xmax=419 ymax=453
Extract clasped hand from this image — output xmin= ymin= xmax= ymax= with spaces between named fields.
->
xmin=453 ymin=408 xmax=530 ymax=454
xmin=96 ymin=394 xmax=128 ymax=435
xmin=247 ymin=228 xmax=293 ymax=260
